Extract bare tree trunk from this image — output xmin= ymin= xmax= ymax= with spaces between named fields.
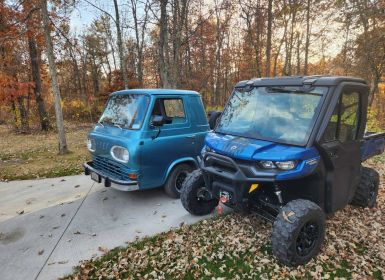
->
xmin=296 ymin=32 xmax=301 ymax=74
xmin=17 ymin=96 xmax=29 ymax=132
xmin=159 ymin=0 xmax=171 ymax=88
xmin=27 ymin=35 xmax=50 ymax=131
xmin=11 ymin=100 xmax=18 ymax=130
xmin=41 ymin=0 xmax=68 ymax=154
xmin=265 ymin=0 xmax=273 ymax=77
xmin=286 ymin=0 xmax=297 ymax=76
xmin=304 ymin=0 xmax=311 ymax=75
xmin=113 ymin=0 xmax=128 ymax=89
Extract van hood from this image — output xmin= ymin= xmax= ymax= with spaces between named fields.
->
xmin=204 ymin=132 xmax=318 ymax=162
xmin=88 ymin=125 xmax=141 ymax=157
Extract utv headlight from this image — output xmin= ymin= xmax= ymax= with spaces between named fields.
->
xmin=87 ymin=138 xmax=96 ymax=152
xmin=111 ymin=146 xmax=129 ymax=163
xmin=260 ymin=160 xmax=276 ymax=169
xmin=275 ymin=161 xmax=297 ymax=170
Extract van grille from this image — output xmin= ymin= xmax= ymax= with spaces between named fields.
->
xmin=93 ymin=155 xmax=128 ymax=180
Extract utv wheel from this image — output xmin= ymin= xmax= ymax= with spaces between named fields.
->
xmin=271 ymin=199 xmax=326 ymax=266
xmin=164 ymin=164 xmax=193 ymax=199
xmin=181 ymin=169 xmax=219 ymax=216
xmin=351 ymin=167 xmax=379 ymax=208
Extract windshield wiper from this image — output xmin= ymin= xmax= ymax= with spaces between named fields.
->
xmin=97 ymin=120 xmax=104 ymax=127
xmin=113 ymin=123 xmax=123 ymax=130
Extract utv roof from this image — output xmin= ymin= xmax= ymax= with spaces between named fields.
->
xmin=235 ymin=75 xmax=367 ymax=88
xmin=112 ymin=89 xmax=200 ymax=96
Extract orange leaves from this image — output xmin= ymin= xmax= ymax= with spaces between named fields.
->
xmin=0 ymin=72 xmax=33 ymax=102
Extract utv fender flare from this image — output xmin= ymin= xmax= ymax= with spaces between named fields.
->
xmin=163 ymin=157 xmax=199 ymax=185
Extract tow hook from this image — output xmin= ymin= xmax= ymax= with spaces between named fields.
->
xmin=217 ymin=191 xmax=230 ymax=215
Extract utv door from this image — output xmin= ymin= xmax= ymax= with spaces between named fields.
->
xmin=318 ymin=83 xmax=368 ymax=213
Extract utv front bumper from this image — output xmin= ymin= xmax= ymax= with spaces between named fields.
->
xmin=201 ymin=152 xmax=277 ymax=204
xmin=83 ymin=161 xmax=139 ymax=191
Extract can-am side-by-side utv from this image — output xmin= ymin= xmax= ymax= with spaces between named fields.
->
xmin=181 ymin=76 xmax=385 ymax=266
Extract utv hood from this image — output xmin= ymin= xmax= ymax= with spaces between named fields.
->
xmin=204 ymin=132 xmax=319 ymax=162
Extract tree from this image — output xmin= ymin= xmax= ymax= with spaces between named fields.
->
xmin=158 ymin=0 xmax=171 ymax=88
xmin=41 ymin=0 xmax=68 ymax=154
xmin=23 ymin=1 xmax=50 ymax=131
xmin=113 ymin=0 xmax=128 ymax=89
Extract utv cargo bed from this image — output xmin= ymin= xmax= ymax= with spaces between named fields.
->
xmin=361 ymin=132 xmax=385 ymax=161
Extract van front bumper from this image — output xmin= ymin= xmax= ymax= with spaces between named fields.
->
xmin=83 ymin=161 xmax=139 ymax=191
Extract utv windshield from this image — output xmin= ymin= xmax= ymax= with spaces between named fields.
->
xmin=99 ymin=94 xmax=149 ymax=130
xmin=216 ymin=86 xmax=327 ymax=145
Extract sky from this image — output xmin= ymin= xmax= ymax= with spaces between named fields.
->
xmin=68 ymin=0 xmax=344 ymax=61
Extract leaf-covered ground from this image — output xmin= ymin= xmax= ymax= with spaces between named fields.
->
xmin=64 ymin=155 xmax=385 ymax=280
xmin=0 ymin=124 xmax=91 ymax=180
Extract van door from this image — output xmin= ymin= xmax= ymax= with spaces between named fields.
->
xmin=318 ymin=83 xmax=368 ymax=212
xmin=140 ymin=96 xmax=196 ymax=188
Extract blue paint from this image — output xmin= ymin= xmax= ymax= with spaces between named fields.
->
xmin=87 ymin=89 xmax=209 ymax=189
xmin=204 ymin=132 xmax=321 ymax=181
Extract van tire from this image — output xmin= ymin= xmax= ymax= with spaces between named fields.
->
xmin=271 ymin=199 xmax=325 ymax=266
xmin=208 ymin=111 xmax=221 ymax=130
xmin=164 ymin=164 xmax=193 ymax=199
xmin=181 ymin=169 xmax=219 ymax=215
xmin=351 ymin=167 xmax=379 ymax=208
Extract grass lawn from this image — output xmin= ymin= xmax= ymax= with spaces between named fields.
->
xmin=0 ymin=124 xmax=91 ymax=180
xmin=63 ymin=155 xmax=385 ymax=280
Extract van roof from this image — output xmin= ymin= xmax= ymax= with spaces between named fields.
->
xmin=111 ymin=89 xmax=200 ymax=96
xmin=235 ymin=75 xmax=367 ymax=88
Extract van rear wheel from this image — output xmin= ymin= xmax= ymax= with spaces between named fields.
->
xmin=164 ymin=164 xmax=193 ymax=198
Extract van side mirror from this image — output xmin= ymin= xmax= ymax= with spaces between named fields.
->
xmin=151 ymin=115 xmax=165 ymax=127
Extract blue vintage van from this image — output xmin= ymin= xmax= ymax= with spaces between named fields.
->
xmin=84 ymin=89 xmax=217 ymax=198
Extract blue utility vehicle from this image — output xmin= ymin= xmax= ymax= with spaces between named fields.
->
xmin=181 ymin=76 xmax=385 ymax=266
xmin=84 ymin=89 xmax=220 ymax=198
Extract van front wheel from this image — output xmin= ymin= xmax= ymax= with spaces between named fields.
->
xmin=164 ymin=164 xmax=193 ymax=198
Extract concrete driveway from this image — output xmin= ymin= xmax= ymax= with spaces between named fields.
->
xmin=0 ymin=175 xmax=214 ymax=280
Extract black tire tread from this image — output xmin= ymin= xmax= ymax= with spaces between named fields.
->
xmin=272 ymin=199 xmax=325 ymax=267
xmin=351 ymin=167 xmax=380 ymax=208
xmin=181 ymin=169 xmax=218 ymax=216
xmin=164 ymin=163 xmax=192 ymax=199
xmin=208 ymin=111 xmax=221 ymax=130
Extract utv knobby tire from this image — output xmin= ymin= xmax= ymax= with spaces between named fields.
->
xmin=208 ymin=111 xmax=221 ymax=130
xmin=351 ymin=167 xmax=380 ymax=208
xmin=271 ymin=199 xmax=326 ymax=267
xmin=164 ymin=164 xmax=193 ymax=199
xmin=181 ymin=169 xmax=219 ymax=216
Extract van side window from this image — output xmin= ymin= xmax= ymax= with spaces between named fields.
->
xmin=322 ymin=91 xmax=360 ymax=142
xmin=164 ymin=99 xmax=186 ymax=123
xmin=150 ymin=98 xmax=186 ymax=125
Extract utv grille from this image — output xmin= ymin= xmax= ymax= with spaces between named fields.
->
xmin=93 ymin=155 xmax=129 ymax=180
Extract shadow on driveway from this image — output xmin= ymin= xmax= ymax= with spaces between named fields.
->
xmin=0 ymin=175 xmax=213 ymax=280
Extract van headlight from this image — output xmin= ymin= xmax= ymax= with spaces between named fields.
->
xmin=87 ymin=138 xmax=96 ymax=152
xmin=111 ymin=146 xmax=129 ymax=163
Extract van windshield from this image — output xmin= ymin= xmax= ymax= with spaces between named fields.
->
xmin=216 ymin=86 xmax=327 ymax=145
xmin=99 ymin=94 xmax=149 ymax=129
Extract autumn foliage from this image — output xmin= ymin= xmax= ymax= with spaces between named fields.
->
xmin=0 ymin=0 xmax=384 ymax=133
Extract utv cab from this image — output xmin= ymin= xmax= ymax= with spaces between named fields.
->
xmin=181 ymin=76 xmax=385 ymax=266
